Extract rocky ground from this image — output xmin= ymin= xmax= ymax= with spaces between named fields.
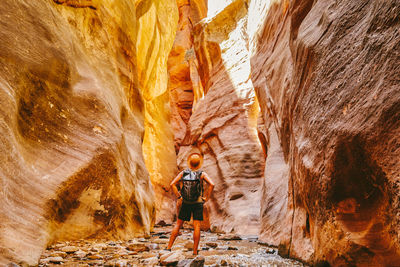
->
xmin=39 ymin=224 xmax=306 ymax=266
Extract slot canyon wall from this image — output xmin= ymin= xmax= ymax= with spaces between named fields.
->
xmin=248 ymin=0 xmax=400 ymax=266
xmin=160 ymin=0 xmax=208 ymax=224
xmin=0 ymin=0 xmax=177 ymax=265
xmin=172 ymin=0 xmax=265 ymax=235
xmin=1 ymin=0 xmax=399 ymax=266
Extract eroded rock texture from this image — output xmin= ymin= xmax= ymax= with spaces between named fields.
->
xmin=176 ymin=0 xmax=265 ymax=235
xmin=249 ymin=0 xmax=400 ymax=265
xmin=0 ymin=0 xmax=177 ymax=265
xmin=162 ymin=0 xmax=207 ymax=224
xmin=168 ymin=0 xmax=207 ymax=151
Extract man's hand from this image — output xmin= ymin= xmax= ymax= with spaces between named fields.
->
xmin=201 ymin=197 xmax=208 ymax=202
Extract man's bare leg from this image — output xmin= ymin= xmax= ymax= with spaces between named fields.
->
xmin=193 ymin=220 xmax=201 ymax=255
xmin=167 ymin=219 xmax=184 ymax=250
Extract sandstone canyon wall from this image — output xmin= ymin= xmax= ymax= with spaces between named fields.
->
xmin=161 ymin=0 xmax=208 ymax=224
xmin=1 ymin=0 xmax=399 ymax=266
xmin=0 ymin=0 xmax=177 ymax=265
xmin=249 ymin=0 xmax=400 ymax=265
xmin=174 ymin=0 xmax=265 ymax=235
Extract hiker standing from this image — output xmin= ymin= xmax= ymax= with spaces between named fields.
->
xmin=167 ymin=153 xmax=214 ymax=255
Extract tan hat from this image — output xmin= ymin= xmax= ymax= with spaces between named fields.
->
xmin=187 ymin=153 xmax=203 ymax=170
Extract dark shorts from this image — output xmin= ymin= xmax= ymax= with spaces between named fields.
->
xmin=178 ymin=202 xmax=203 ymax=221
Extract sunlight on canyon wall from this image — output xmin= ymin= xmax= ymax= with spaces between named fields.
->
xmin=1 ymin=0 xmax=399 ymax=266
xmin=139 ymin=0 xmax=179 ymax=226
xmin=174 ymin=0 xmax=265 ymax=235
xmin=164 ymin=0 xmax=208 ymax=223
xmin=0 ymin=0 xmax=177 ymax=265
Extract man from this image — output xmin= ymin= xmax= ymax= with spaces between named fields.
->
xmin=167 ymin=153 xmax=214 ymax=255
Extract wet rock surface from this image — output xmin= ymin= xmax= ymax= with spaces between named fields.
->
xmin=39 ymin=226 xmax=306 ymax=266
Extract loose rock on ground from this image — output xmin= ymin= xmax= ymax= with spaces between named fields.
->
xmin=39 ymin=225 xmax=306 ymax=266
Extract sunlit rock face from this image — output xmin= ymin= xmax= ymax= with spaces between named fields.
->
xmin=0 ymin=0 xmax=177 ymax=265
xmin=176 ymin=0 xmax=265 ymax=235
xmin=168 ymin=0 xmax=207 ymax=152
xmin=140 ymin=0 xmax=179 ymax=225
xmin=165 ymin=0 xmax=207 ymax=224
xmin=249 ymin=0 xmax=400 ymax=265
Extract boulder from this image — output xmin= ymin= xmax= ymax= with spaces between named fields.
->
xmin=177 ymin=255 xmax=205 ymax=267
xmin=160 ymin=251 xmax=185 ymax=266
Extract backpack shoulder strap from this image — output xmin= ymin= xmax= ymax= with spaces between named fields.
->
xmin=182 ymin=169 xmax=193 ymax=180
xmin=197 ymin=171 xmax=204 ymax=197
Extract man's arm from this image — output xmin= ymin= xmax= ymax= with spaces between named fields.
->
xmin=201 ymin=172 xmax=214 ymax=202
xmin=170 ymin=171 xmax=183 ymax=199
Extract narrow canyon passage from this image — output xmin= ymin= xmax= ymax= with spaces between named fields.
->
xmin=1 ymin=0 xmax=399 ymax=267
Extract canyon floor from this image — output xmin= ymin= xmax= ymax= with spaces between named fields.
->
xmin=39 ymin=224 xmax=306 ymax=266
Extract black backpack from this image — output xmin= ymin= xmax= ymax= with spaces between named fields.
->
xmin=180 ymin=169 xmax=203 ymax=202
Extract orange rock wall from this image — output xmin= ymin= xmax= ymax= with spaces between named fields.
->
xmin=0 ymin=0 xmax=177 ymax=265
xmin=168 ymin=0 xmax=207 ymax=152
xmin=2 ymin=0 xmax=398 ymax=266
xmin=175 ymin=0 xmax=265 ymax=235
xmin=164 ymin=0 xmax=208 ymax=224
xmin=249 ymin=0 xmax=400 ymax=265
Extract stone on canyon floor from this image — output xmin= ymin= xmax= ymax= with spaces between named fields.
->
xmin=38 ymin=226 xmax=306 ymax=266
xmin=184 ymin=241 xmax=194 ymax=250
xmin=73 ymin=250 xmax=87 ymax=258
xmin=160 ymin=251 xmax=185 ymax=266
xmin=145 ymin=243 xmax=160 ymax=250
xmin=153 ymin=238 xmax=169 ymax=244
xmin=140 ymin=256 xmax=159 ymax=266
xmin=48 ymin=251 xmax=67 ymax=258
xmin=47 ymin=256 xmax=64 ymax=264
xmin=218 ymin=259 xmax=229 ymax=266
xmin=155 ymin=220 xmax=172 ymax=227
xmin=104 ymin=259 xmax=129 ymax=267
xmin=266 ymin=247 xmax=278 ymax=254
xmin=205 ymin=242 xmax=218 ymax=248
xmin=86 ymin=253 xmax=103 ymax=260
xmin=92 ymin=243 xmax=108 ymax=252
xmin=60 ymin=246 xmax=79 ymax=253
xmin=217 ymin=234 xmax=242 ymax=241
xmin=126 ymin=243 xmax=149 ymax=252
xmin=177 ymin=255 xmax=205 ymax=267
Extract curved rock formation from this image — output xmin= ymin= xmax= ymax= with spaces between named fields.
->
xmin=166 ymin=0 xmax=207 ymax=224
xmin=176 ymin=0 xmax=265 ymax=235
xmin=140 ymin=0 xmax=179 ymax=225
xmin=249 ymin=0 xmax=400 ymax=265
xmin=0 ymin=0 xmax=177 ymax=265
xmin=2 ymin=0 xmax=398 ymax=266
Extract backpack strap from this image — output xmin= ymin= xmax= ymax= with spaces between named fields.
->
xmin=197 ymin=171 xmax=203 ymax=197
